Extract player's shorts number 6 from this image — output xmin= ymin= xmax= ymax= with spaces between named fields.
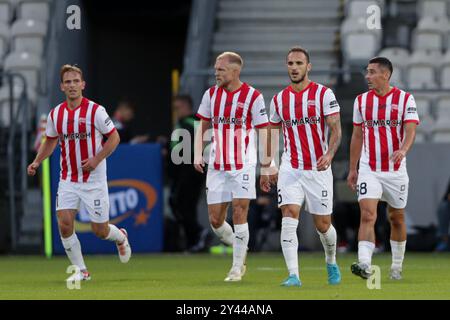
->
xmin=278 ymin=189 xmax=282 ymax=205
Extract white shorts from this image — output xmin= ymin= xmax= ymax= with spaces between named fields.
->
xmin=357 ymin=169 xmax=409 ymax=209
xmin=206 ymin=165 xmax=256 ymax=205
xmin=56 ymin=179 xmax=110 ymax=223
xmin=277 ymin=164 xmax=333 ymax=215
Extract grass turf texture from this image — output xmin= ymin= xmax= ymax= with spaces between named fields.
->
xmin=0 ymin=252 xmax=449 ymax=299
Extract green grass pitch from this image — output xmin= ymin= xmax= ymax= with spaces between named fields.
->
xmin=1 ymin=252 xmax=449 ymax=299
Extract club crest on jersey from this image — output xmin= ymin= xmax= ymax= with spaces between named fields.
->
xmin=392 ymin=104 xmax=398 ymax=110
xmin=307 ymin=100 xmax=316 ymax=107
xmin=79 ymin=118 xmax=86 ymax=124
xmin=237 ymin=102 xmax=245 ymax=109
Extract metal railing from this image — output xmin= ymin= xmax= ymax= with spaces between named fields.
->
xmin=3 ymin=72 xmax=30 ymax=252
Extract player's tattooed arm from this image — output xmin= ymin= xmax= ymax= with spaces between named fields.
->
xmin=317 ymin=113 xmax=341 ymax=171
xmin=325 ymin=113 xmax=342 ymax=158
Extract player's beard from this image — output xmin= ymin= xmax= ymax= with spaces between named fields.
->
xmin=290 ymin=74 xmax=305 ymax=84
xmin=67 ymin=91 xmax=81 ymax=101
xmin=217 ymin=78 xmax=229 ymax=88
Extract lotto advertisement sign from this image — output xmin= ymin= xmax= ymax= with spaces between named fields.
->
xmin=50 ymin=144 xmax=163 ymax=254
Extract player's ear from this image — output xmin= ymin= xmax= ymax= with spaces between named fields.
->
xmin=81 ymin=80 xmax=86 ymax=90
xmin=60 ymin=82 xmax=64 ymax=92
xmin=307 ymin=62 xmax=312 ymax=73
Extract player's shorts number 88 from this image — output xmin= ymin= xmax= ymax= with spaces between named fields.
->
xmin=357 ymin=182 xmax=367 ymax=196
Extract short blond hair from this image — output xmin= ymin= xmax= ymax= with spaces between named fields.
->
xmin=216 ymin=52 xmax=243 ymax=68
xmin=60 ymin=64 xmax=83 ymax=82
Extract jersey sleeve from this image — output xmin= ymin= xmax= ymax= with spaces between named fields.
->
xmin=196 ymin=89 xmax=212 ymax=121
xmin=45 ymin=111 xmax=58 ymax=139
xmin=95 ymin=106 xmax=116 ymax=136
xmin=352 ymin=97 xmax=363 ymax=126
xmin=403 ymin=94 xmax=420 ymax=125
xmin=251 ymin=94 xmax=269 ymax=128
xmin=323 ymin=88 xmax=340 ymax=116
xmin=269 ymin=96 xmax=282 ymax=125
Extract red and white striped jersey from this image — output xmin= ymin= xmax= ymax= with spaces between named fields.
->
xmin=269 ymin=82 xmax=340 ymax=170
xmin=353 ymin=87 xmax=420 ymax=172
xmin=45 ymin=97 xmax=116 ymax=183
xmin=196 ymin=83 xmax=269 ymax=171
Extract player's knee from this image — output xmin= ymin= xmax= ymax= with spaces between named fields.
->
xmin=209 ymin=215 xmax=223 ymax=229
xmin=316 ymin=219 xmax=331 ymax=233
xmin=92 ymin=225 xmax=109 ymax=239
xmin=232 ymin=204 xmax=247 ymax=219
xmin=389 ymin=213 xmax=404 ymax=228
xmin=360 ymin=209 xmax=377 ymax=225
xmin=58 ymin=221 xmax=73 ymax=238
xmin=281 ymin=206 xmax=298 ymax=219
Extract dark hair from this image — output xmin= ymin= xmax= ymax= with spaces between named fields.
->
xmin=173 ymin=94 xmax=193 ymax=109
xmin=369 ymin=57 xmax=393 ymax=78
xmin=287 ymin=46 xmax=310 ymax=63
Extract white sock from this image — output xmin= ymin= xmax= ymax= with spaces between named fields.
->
xmin=358 ymin=241 xmax=375 ymax=266
xmin=61 ymin=233 xmax=87 ymax=271
xmin=317 ymin=224 xmax=337 ymax=265
xmin=212 ymin=221 xmax=234 ymax=246
xmin=232 ymin=223 xmax=249 ymax=269
xmin=390 ymin=240 xmax=406 ymax=270
xmin=105 ymin=224 xmax=126 ymax=243
xmin=281 ymin=217 xmax=299 ymax=278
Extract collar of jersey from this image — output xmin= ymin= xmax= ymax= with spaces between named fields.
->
xmin=371 ymin=86 xmax=397 ymax=99
xmin=63 ymin=97 xmax=89 ymax=113
xmin=287 ymin=81 xmax=314 ymax=95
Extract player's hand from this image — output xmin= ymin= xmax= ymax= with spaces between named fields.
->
xmin=347 ymin=169 xmax=358 ymax=192
xmin=260 ymin=166 xmax=278 ymax=186
xmin=194 ymin=156 xmax=205 ymax=173
xmin=391 ymin=149 xmax=406 ymax=165
xmin=27 ymin=162 xmax=40 ymax=176
xmin=317 ymin=153 xmax=332 ymax=171
xmin=260 ymin=175 xmax=271 ymax=193
xmin=81 ymin=157 xmax=99 ymax=172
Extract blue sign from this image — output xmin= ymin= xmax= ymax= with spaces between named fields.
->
xmin=50 ymin=144 xmax=163 ymax=254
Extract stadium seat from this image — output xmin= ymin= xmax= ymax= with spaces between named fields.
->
xmin=346 ymin=0 xmax=386 ymax=18
xmin=414 ymin=95 xmax=433 ymax=119
xmin=4 ymin=51 xmax=42 ymax=90
xmin=431 ymin=96 xmax=450 ymax=142
xmin=343 ymin=32 xmax=380 ymax=67
xmin=417 ymin=16 xmax=450 ymax=33
xmin=0 ymin=22 xmax=9 ymax=59
xmin=410 ymin=49 xmax=443 ymax=68
xmin=17 ymin=0 xmax=51 ymax=22
xmin=406 ymin=62 xmax=438 ymax=90
xmin=11 ymin=19 xmax=47 ymax=56
xmin=0 ymin=0 xmax=15 ymax=23
xmin=440 ymin=51 xmax=450 ymax=89
xmin=435 ymin=95 xmax=450 ymax=119
xmin=413 ymin=30 xmax=444 ymax=51
xmin=341 ymin=17 xmax=382 ymax=42
xmin=389 ymin=67 xmax=405 ymax=87
xmin=378 ymin=47 xmax=410 ymax=68
xmin=417 ymin=0 xmax=448 ymax=19
xmin=446 ymin=31 xmax=450 ymax=51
